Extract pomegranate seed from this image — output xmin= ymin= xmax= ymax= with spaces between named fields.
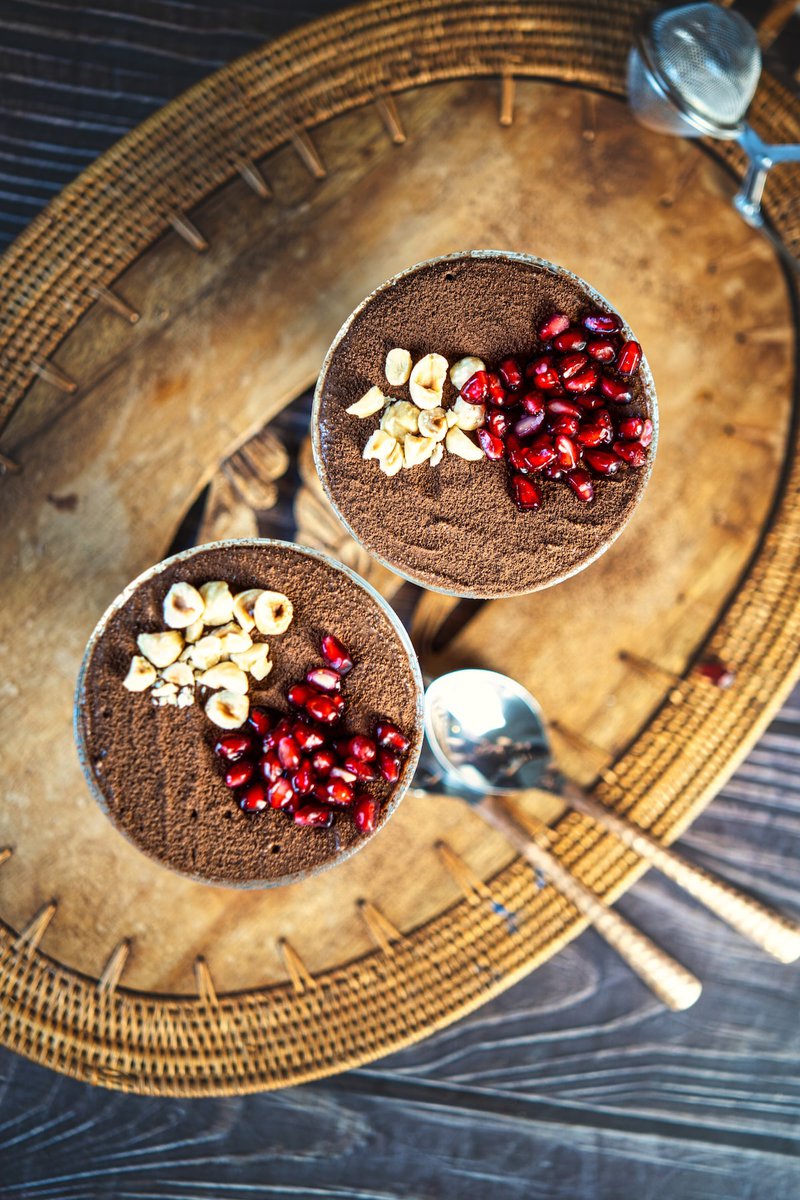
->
xmin=617 ymin=415 xmax=644 ymax=441
xmin=485 ymin=373 xmax=510 ymax=406
xmin=294 ymin=804 xmax=334 ymax=828
xmin=600 ymin=375 xmax=632 ymax=404
xmin=487 ymin=410 xmax=512 ymax=438
xmin=259 ymin=750 xmax=283 ymax=783
xmin=311 ymin=749 xmax=337 ymax=776
xmin=214 ymin=732 xmax=255 ymax=761
xmin=263 ymin=717 xmax=293 ymax=748
xmin=287 ymin=682 xmax=317 ymax=708
xmin=542 ymin=462 xmax=564 ymax=480
xmin=696 ymin=659 xmax=736 ymax=689
xmin=306 ymin=666 xmax=341 ymax=693
xmin=583 ymin=313 xmax=621 ymax=334
xmin=224 ymin=760 xmax=255 ymax=788
xmin=268 ymin=777 xmax=295 ymax=810
xmin=613 ymin=440 xmax=646 ymax=467
xmin=511 ymin=475 xmax=543 ymax=510
xmin=460 ymin=370 xmax=490 ymax=404
xmin=558 ymin=352 xmax=589 ymax=381
xmin=549 ymin=415 xmax=580 ymax=437
xmin=247 ymin=708 xmax=273 ymax=736
xmin=329 ymin=764 xmax=358 ymax=783
xmin=546 ymin=398 xmax=583 ymax=420
xmin=521 ymin=391 xmax=545 ymax=417
xmin=514 ymin=413 xmax=546 ymax=439
xmin=617 ymin=340 xmax=642 ymax=375
xmin=343 ymin=756 xmax=377 ymax=781
xmin=277 ymin=735 xmax=301 ymax=771
xmin=293 ymin=722 xmax=326 ymax=751
xmin=239 ymin=782 xmax=268 ymax=813
xmin=506 ymin=432 xmax=522 ymax=456
xmin=594 ymin=408 xmax=613 ymax=432
xmin=584 ymin=448 xmax=623 ymax=476
xmin=305 ymin=694 xmax=342 ymax=725
xmin=640 ymin=419 xmax=654 ymax=448
xmin=553 ymin=327 xmax=586 ymax=353
xmin=377 ymin=749 xmax=402 ymax=783
xmin=320 ymin=634 xmax=353 ymax=675
xmin=539 ymin=312 xmax=570 ymax=341
xmin=577 ymin=425 xmax=611 ymax=447
xmin=586 ymin=338 xmax=617 ymax=363
xmin=521 ymin=436 xmax=556 ymax=472
xmin=375 ymin=721 xmax=410 ymax=753
xmin=323 ymin=778 xmax=355 ymax=807
xmin=291 ymin=761 xmax=316 ymax=796
xmin=476 ymin=428 xmax=505 ymax=460
xmin=566 ymin=468 xmax=594 ymax=503
xmin=498 ymin=357 xmax=523 ymax=391
xmin=533 ymin=366 xmax=562 ymax=391
xmin=555 ymin=434 xmax=580 ymax=470
xmin=564 ymin=365 xmax=600 ymax=393
xmin=577 ymin=392 xmax=604 ymax=410
xmin=353 ymin=795 xmax=380 ymax=834
xmin=347 ymin=735 xmax=377 ymax=762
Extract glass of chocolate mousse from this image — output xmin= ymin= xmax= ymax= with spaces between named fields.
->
xmin=312 ymin=250 xmax=657 ymax=598
xmin=75 ymin=539 xmax=423 ymax=888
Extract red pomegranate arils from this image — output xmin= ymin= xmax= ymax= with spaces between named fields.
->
xmin=306 ymin=666 xmax=341 ymax=693
xmin=521 ymin=391 xmax=545 ymax=417
xmin=586 ymin=338 xmax=617 ymax=363
xmin=532 ymin=366 xmax=562 ymax=391
xmin=553 ymin=327 xmax=587 ymax=353
xmin=346 ymin=735 xmax=377 ymax=762
xmin=549 ymin=415 xmax=580 ymax=437
xmin=268 ymin=777 xmax=295 ymax=810
xmin=375 ymin=721 xmax=411 ymax=753
xmin=559 ymin=352 xmax=589 ymax=380
xmin=583 ymin=313 xmax=621 ymax=334
xmin=566 ymin=468 xmax=594 ymax=503
xmin=539 ymin=312 xmax=570 ymax=341
xmin=214 ymin=732 xmax=255 ymax=762
xmin=521 ymin=436 xmax=557 ymax=472
xmin=617 ymin=340 xmax=642 ymax=375
xmin=377 ymin=750 xmax=402 ymax=783
xmin=614 ymin=440 xmax=646 ymax=467
xmin=485 ymin=372 xmax=510 ymax=406
xmin=294 ymin=804 xmax=334 ymax=828
xmin=512 ymin=475 xmax=543 ymax=510
xmin=542 ymin=463 xmax=564 ymax=480
xmin=291 ymin=761 xmax=316 ymax=796
xmin=239 ymin=782 xmax=268 ymax=813
xmin=259 ymin=750 xmax=283 ymax=784
xmin=305 ymin=694 xmax=342 ymax=725
xmin=600 ymin=375 xmax=632 ymax=404
xmin=696 ymin=659 xmax=736 ymax=689
xmin=576 ymin=424 xmax=611 ymax=448
xmin=640 ymin=419 xmax=654 ymax=448
xmin=287 ymin=682 xmax=317 ymax=708
xmin=514 ymin=414 xmax=545 ymax=439
xmin=564 ymin=365 xmax=600 ymax=393
xmin=617 ymin=415 xmax=644 ymax=441
xmin=343 ymin=756 xmax=377 ymax=781
xmin=277 ymin=735 xmax=301 ymax=771
xmin=527 ymin=355 xmax=554 ymax=379
xmin=293 ymin=722 xmax=325 ymax=751
xmin=311 ymin=749 xmax=337 ymax=776
xmin=594 ymin=408 xmax=613 ymax=432
xmin=224 ymin=760 xmax=254 ymax=789
xmin=460 ymin=370 xmax=490 ymax=404
xmin=476 ymin=428 xmax=505 ymax=460
xmin=555 ymin=434 xmax=580 ymax=470
xmin=322 ymin=778 xmax=355 ymax=807
xmin=353 ymin=795 xmax=380 ymax=834
xmin=577 ymin=392 xmax=604 ymax=410
xmin=546 ymin=398 xmax=583 ymax=420
xmin=584 ymin=448 xmax=623 ymax=476
xmin=329 ymin=764 xmax=358 ymax=784
xmin=488 ymin=410 xmax=513 ymax=438
xmin=320 ymin=634 xmax=353 ymax=675
xmin=247 ymin=708 xmax=273 ymax=736
xmin=498 ymin=357 xmax=523 ymax=391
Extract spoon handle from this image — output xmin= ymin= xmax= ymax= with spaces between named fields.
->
xmin=477 ymin=796 xmax=702 ymax=1011
xmin=563 ymin=785 xmax=800 ymax=964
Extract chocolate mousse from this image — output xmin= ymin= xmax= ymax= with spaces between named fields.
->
xmin=313 ymin=251 xmax=657 ymax=597
xmin=75 ymin=540 xmax=423 ymax=887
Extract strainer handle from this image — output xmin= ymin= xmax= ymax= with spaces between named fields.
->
xmin=735 ymin=125 xmax=800 ymax=227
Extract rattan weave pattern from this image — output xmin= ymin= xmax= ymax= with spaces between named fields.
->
xmin=1 ymin=0 xmax=799 ymax=1095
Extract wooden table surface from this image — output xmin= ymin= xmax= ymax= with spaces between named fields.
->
xmin=1 ymin=2 xmax=799 ymax=1196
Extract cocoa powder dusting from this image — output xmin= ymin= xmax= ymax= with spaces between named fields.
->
xmin=77 ymin=544 xmax=421 ymax=886
xmin=316 ymin=253 xmax=655 ymax=596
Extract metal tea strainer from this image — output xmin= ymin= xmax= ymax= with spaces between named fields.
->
xmin=628 ymin=1 xmax=800 ymax=228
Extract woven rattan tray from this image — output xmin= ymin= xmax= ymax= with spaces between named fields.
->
xmin=1 ymin=0 xmax=799 ymax=1096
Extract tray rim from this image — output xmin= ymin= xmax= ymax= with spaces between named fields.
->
xmin=1 ymin=0 xmax=800 ymax=1096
